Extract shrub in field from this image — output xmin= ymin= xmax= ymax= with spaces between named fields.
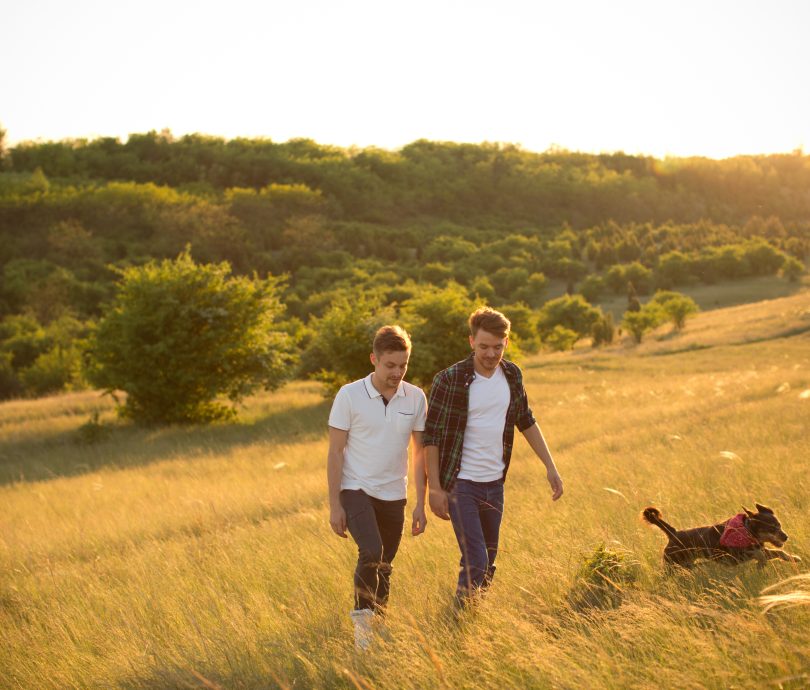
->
xmin=537 ymin=294 xmax=603 ymax=342
xmin=650 ymin=290 xmax=699 ymax=331
xmin=567 ymin=542 xmax=639 ymax=611
xmin=591 ymin=311 xmax=615 ymax=347
xmin=544 ymin=325 xmax=579 ymax=352
xmin=88 ymin=250 xmax=293 ymax=424
xmin=781 ymin=255 xmax=805 ymax=282
xmin=300 ymin=295 xmax=396 ymax=396
xmin=622 ymin=303 xmax=665 ymax=343
xmin=578 ymin=274 xmax=605 ymax=303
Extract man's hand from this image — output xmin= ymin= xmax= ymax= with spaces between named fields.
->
xmin=412 ymin=504 xmax=428 ymax=535
xmin=429 ymin=488 xmax=451 ymax=520
xmin=329 ymin=504 xmax=348 ymax=537
xmin=547 ymin=468 xmax=564 ymax=501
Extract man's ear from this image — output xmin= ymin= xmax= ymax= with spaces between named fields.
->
xmin=469 ymin=335 xmax=475 ymax=350
xmin=370 ymin=352 xmax=377 ymax=366
xmin=755 ymin=503 xmax=773 ymax=514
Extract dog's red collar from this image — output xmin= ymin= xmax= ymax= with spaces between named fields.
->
xmin=719 ymin=513 xmax=759 ymax=548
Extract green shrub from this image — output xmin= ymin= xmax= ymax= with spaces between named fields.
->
xmin=781 ymin=255 xmax=805 ymax=282
xmin=20 ymin=345 xmax=84 ymax=397
xmin=567 ymin=543 xmax=639 ymax=611
xmin=622 ymin=303 xmax=665 ymax=343
xmin=591 ymin=312 xmax=615 ymax=347
xmin=650 ymin=290 xmax=699 ymax=331
xmin=537 ymin=294 xmax=602 ymax=341
xmin=300 ymin=295 xmax=396 ymax=397
xmin=88 ymin=250 xmax=294 ymax=424
xmin=544 ymin=325 xmax=579 ymax=352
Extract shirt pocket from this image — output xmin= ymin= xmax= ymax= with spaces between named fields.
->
xmin=395 ymin=411 xmax=415 ymax=434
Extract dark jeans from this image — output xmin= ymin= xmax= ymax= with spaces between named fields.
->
xmin=449 ymin=478 xmax=505 ymax=600
xmin=340 ymin=489 xmax=406 ymax=611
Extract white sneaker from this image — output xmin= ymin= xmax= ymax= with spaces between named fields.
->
xmin=350 ymin=609 xmax=375 ymax=650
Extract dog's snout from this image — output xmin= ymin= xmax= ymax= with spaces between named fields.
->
xmin=780 ymin=532 xmax=788 ymax=542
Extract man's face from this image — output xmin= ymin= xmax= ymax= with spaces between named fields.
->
xmin=469 ymin=329 xmax=508 ymax=373
xmin=370 ymin=349 xmax=410 ymax=389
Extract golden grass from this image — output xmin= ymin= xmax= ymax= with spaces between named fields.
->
xmin=1 ymin=297 xmax=809 ymax=688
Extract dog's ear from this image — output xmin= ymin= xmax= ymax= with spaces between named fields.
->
xmin=743 ymin=506 xmax=756 ymax=518
xmin=755 ymin=503 xmax=773 ymax=514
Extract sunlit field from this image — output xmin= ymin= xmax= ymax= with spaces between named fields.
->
xmin=2 ymin=293 xmax=809 ymax=689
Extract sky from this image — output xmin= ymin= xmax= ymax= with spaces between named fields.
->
xmin=3 ymin=0 xmax=810 ymax=159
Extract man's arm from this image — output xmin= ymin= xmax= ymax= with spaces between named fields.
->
xmin=521 ymin=423 xmax=564 ymax=501
xmin=327 ymin=426 xmax=349 ymax=537
xmin=411 ymin=430 xmax=428 ymax=535
xmin=426 ymin=445 xmax=450 ymax=520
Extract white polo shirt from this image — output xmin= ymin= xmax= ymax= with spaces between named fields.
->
xmin=328 ymin=374 xmax=427 ymax=500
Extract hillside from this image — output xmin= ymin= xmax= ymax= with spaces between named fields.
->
xmin=1 ymin=296 xmax=808 ymax=688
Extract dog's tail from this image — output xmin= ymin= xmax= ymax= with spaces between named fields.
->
xmin=642 ymin=506 xmax=679 ymax=541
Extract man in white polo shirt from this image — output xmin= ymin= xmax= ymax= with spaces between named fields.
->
xmin=327 ymin=325 xmax=427 ymax=649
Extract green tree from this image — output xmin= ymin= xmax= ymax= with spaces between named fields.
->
xmin=650 ymin=290 xmax=699 ymax=331
xmin=537 ymin=294 xmax=603 ymax=341
xmin=513 ymin=272 xmax=547 ymax=308
xmin=300 ymin=295 xmax=396 ymax=396
xmin=88 ymin=250 xmax=293 ymax=424
xmin=544 ymin=325 xmax=579 ymax=352
xmin=401 ymin=283 xmax=480 ymax=386
xmin=578 ymin=274 xmax=605 ymax=303
xmin=781 ymin=255 xmax=805 ymax=282
xmin=591 ymin=311 xmax=615 ymax=347
xmin=622 ymin=303 xmax=664 ymax=344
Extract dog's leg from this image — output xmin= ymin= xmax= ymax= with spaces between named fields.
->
xmin=763 ymin=548 xmax=802 ymax=563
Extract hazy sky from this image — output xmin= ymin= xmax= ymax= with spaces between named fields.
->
xmin=4 ymin=0 xmax=809 ymax=158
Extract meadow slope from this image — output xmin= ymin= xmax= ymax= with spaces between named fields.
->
xmin=1 ymin=292 xmax=809 ymax=689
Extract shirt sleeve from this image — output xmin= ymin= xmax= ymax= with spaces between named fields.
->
xmin=514 ymin=369 xmax=537 ymax=432
xmin=422 ymin=371 xmax=448 ymax=447
xmin=413 ymin=388 xmax=427 ymax=432
xmin=327 ymin=387 xmax=351 ymax=431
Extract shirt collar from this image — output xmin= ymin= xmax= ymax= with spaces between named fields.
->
xmin=363 ymin=373 xmax=405 ymax=399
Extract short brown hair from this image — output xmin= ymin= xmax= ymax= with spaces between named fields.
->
xmin=373 ymin=325 xmax=412 ymax=356
xmin=469 ymin=307 xmax=510 ymax=338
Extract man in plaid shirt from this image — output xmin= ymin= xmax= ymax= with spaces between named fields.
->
xmin=424 ymin=307 xmax=563 ymax=604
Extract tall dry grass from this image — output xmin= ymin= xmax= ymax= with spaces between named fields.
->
xmin=1 ymin=300 xmax=809 ymax=688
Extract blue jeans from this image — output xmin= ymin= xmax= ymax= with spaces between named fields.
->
xmin=448 ymin=478 xmax=505 ymax=600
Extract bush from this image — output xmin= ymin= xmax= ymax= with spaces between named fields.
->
xmin=578 ymin=274 xmax=605 ymax=304
xmin=88 ymin=250 xmax=294 ymax=424
xmin=591 ymin=312 xmax=615 ymax=347
xmin=650 ymin=290 xmax=699 ymax=331
xmin=20 ymin=345 xmax=84 ymax=396
xmin=300 ymin=295 xmax=396 ymax=396
xmin=622 ymin=303 xmax=665 ymax=343
xmin=781 ymin=255 xmax=805 ymax=282
xmin=567 ymin=543 xmax=639 ymax=611
xmin=537 ymin=294 xmax=603 ymax=341
xmin=544 ymin=325 xmax=579 ymax=352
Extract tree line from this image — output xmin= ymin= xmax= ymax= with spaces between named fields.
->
xmin=0 ymin=130 xmax=807 ymax=403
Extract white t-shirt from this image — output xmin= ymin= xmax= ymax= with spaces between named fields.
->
xmin=458 ymin=365 xmax=510 ymax=482
xmin=328 ymin=374 xmax=427 ymax=500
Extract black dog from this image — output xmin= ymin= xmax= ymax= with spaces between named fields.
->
xmin=643 ymin=503 xmax=801 ymax=568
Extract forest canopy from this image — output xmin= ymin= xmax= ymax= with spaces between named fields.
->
xmin=0 ymin=130 xmax=807 ymax=402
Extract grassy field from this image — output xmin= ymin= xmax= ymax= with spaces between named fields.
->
xmin=1 ymin=291 xmax=809 ymax=689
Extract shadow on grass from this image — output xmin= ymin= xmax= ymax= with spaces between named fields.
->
xmin=0 ymin=396 xmax=332 ymax=486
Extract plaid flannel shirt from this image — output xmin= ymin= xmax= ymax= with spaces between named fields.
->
xmin=422 ymin=354 xmax=537 ymax=490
